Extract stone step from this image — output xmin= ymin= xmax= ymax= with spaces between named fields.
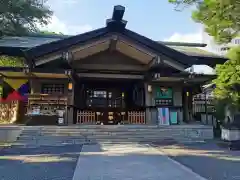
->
xmin=18 ymin=134 xmax=203 ymax=140
xmin=39 ymin=128 xmax=184 ymax=132
xmin=19 ymin=134 xmax=182 ymax=139
xmin=36 ymin=132 xmax=183 ymax=137
xmin=18 ymin=132 xmax=203 ymax=139
xmin=87 ymin=138 xmax=196 ymax=143
xmin=17 ymin=124 xmax=213 ymax=144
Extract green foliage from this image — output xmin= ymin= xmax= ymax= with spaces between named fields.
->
xmin=169 ymin=0 xmax=240 ymax=44
xmin=0 ymin=0 xmax=52 ymax=36
xmin=214 ymin=99 xmax=227 ymax=121
xmin=213 ymin=47 xmax=240 ymax=112
xmin=0 ymin=55 xmax=24 ymax=67
xmin=0 ymin=55 xmax=24 ymax=97
xmin=39 ymin=30 xmax=63 ymax=35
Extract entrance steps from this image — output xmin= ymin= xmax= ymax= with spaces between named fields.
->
xmin=16 ymin=125 xmax=213 ymax=145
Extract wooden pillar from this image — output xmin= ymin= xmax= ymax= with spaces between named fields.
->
xmin=67 ymin=81 xmax=73 ymax=124
xmin=182 ymin=88 xmax=188 ymax=122
xmin=144 ymin=83 xmax=153 ymax=124
xmin=182 ymin=87 xmax=193 ymax=123
xmin=66 ymin=71 xmax=79 ymax=125
xmin=188 ymin=89 xmax=193 ymax=122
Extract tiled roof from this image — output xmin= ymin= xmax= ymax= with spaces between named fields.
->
xmin=0 ymin=35 xmax=224 ymax=59
xmin=0 ymin=34 xmax=227 ymax=66
xmin=0 ymin=35 xmax=65 ymax=48
xmin=166 ymin=45 xmax=224 ymax=58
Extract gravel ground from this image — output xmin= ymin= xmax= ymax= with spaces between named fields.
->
xmin=0 ymin=144 xmax=82 ymax=180
xmin=152 ymin=141 xmax=240 ymax=180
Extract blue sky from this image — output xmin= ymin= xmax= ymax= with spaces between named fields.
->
xmin=44 ymin=0 xmax=203 ymax=42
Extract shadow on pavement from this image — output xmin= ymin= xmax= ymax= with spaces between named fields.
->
xmin=0 ymin=144 xmax=82 ymax=180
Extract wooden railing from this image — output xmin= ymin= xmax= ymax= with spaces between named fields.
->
xmin=77 ymin=110 xmax=96 ymax=124
xmin=127 ymin=111 xmax=146 ymax=124
xmin=76 ymin=110 xmax=146 ymax=125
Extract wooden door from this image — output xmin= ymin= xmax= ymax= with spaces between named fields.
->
xmin=86 ymin=87 xmax=125 ymax=124
xmin=106 ymin=89 xmax=125 ymax=124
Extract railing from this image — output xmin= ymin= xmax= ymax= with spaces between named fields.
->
xmin=76 ymin=110 xmax=146 ymax=125
xmin=77 ymin=110 xmax=96 ymax=124
xmin=127 ymin=111 xmax=146 ymax=124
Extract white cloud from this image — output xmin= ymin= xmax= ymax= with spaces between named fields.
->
xmin=164 ymin=30 xmax=216 ymax=52
xmin=164 ymin=31 xmax=203 ymax=43
xmin=47 ymin=0 xmax=79 ymax=6
xmin=38 ymin=15 xmax=93 ymax=35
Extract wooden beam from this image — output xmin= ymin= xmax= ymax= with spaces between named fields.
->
xmin=147 ymin=56 xmax=163 ymax=69
xmin=108 ymin=38 xmax=118 ymax=52
xmin=77 ymin=73 xmax=144 ymax=79
xmin=73 ymin=64 xmax=147 ymax=72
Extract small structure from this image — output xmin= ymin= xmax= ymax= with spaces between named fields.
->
xmin=0 ymin=5 xmax=227 ymax=125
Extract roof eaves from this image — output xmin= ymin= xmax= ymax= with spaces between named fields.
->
xmin=123 ymin=29 xmax=197 ymax=66
xmin=25 ymin=33 xmax=70 ymax=39
xmin=159 ymin=41 xmax=207 ymax=47
xmin=25 ymin=27 xmax=109 ymax=58
xmin=193 ymin=56 xmax=228 ymax=66
xmin=0 ymin=46 xmax=27 ymax=57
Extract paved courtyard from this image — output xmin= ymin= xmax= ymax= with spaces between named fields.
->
xmin=72 ymin=142 xmax=206 ymax=180
xmin=1 ymin=139 xmax=240 ymax=180
xmin=152 ymin=141 xmax=240 ymax=180
xmin=0 ymin=141 xmax=207 ymax=180
xmin=0 ymin=144 xmax=82 ymax=180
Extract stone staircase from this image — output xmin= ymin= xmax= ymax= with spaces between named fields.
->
xmin=16 ymin=126 xmax=86 ymax=147
xmin=16 ymin=125 xmax=213 ymax=146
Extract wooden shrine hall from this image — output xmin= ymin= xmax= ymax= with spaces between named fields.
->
xmin=0 ymin=5 xmax=227 ymax=125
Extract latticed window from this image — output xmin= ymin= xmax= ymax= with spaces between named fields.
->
xmin=41 ymin=84 xmax=65 ymax=94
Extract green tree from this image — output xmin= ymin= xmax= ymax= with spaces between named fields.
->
xmin=0 ymin=55 xmax=24 ymax=67
xmin=213 ymin=46 xmax=240 ymax=112
xmin=169 ymin=0 xmax=240 ymax=43
xmin=0 ymin=0 xmax=52 ymax=36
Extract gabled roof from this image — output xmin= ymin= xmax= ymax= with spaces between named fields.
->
xmin=23 ymin=5 xmax=197 ymax=67
xmin=25 ymin=27 xmax=109 ymax=58
xmin=0 ymin=5 xmax=228 ymax=67
xmin=23 ymin=29 xmax=197 ymax=67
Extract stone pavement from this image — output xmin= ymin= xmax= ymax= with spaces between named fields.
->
xmin=154 ymin=141 xmax=240 ymax=180
xmin=0 ymin=144 xmax=82 ymax=180
xmin=3 ymin=129 xmax=230 ymax=180
xmin=72 ymin=142 xmax=207 ymax=180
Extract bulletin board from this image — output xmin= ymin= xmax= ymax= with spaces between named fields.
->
xmin=155 ymin=87 xmax=173 ymax=106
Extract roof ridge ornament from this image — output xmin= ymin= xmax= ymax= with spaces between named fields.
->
xmin=106 ymin=5 xmax=127 ymax=31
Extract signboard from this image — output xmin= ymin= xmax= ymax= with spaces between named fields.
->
xmin=156 ymin=87 xmax=173 ymax=99
xmin=155 ymin=87 xmax=173 ymax=106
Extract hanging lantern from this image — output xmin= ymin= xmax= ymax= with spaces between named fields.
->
xmin=68 ymin=83 xmax=72 ymax=90
xmin=147 ymin=85 xmax=152 ymax=93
